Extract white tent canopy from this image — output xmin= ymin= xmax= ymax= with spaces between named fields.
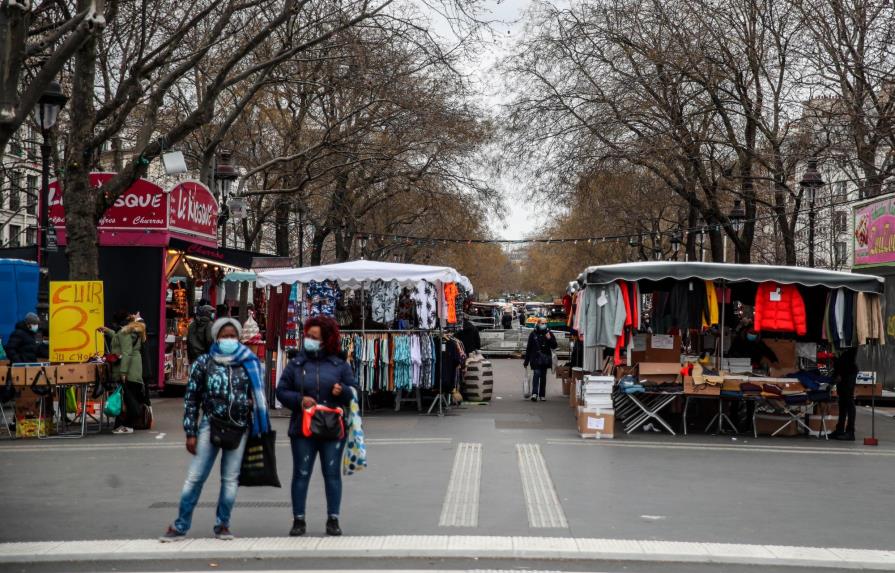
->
xmin=256 ymin=260 xmax=474 ymax=293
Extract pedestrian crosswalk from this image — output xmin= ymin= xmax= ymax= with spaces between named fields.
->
xmin=437 ymin=442 xmax=568 ymax=530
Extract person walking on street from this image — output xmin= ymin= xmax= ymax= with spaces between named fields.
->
xmin=5 ymin=312 xmax=46 ymax=363
xmin=187 ymin=305 xmax=215 ymax=362
xmin=277 ymin=315 xmax=357 ymax=538
xmin=108 ymin=313 xmax=147 ymax=434
xmin=523 ymin=317 xmax=557 ymax=402
xmin=830 ymin=347 xmax=859 ymax=441
xmin=161 ymin=317 xmax=269 ymax=542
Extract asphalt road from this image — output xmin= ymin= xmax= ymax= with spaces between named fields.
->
xmin=2 ymin=358 xmax=894 ymax=567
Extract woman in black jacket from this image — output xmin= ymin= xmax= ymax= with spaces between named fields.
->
xmin=276 ymin=315 xmax=357 ymax=538
xmin=523 ymin=317 xmax=558 ymax=402
xmin=6 ymin=313 xmax=43 ymax=363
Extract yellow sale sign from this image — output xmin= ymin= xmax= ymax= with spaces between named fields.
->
xmin=49 ymin=281 xmax=105 ymax=362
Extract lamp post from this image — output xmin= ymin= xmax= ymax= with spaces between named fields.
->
xmin=800 ymin=158 xmax=824 ymax=268
xmin=628 ymin=235 xmax=640 ymax=261
xmin=729 ymin=199 xmax=746 ymax=263
xmin=357 ymin=235 xmax=369 ymax=260
xmin=652 ymin=221 xmax=662 ymax=261
xmin=670 ymin=230 xmax=682 ymax=260
xmin=33 ymin=80 xmax=68 ymax=315
xmin=214 ymin=150 xmax=238 ymax=248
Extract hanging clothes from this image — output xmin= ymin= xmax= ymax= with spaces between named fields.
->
xmin=370 ymin=280 xmax=400 ymax=325
xmin=754 ymin=282 xmax=807 ymax=336
xmin=584 ymin=283 xmax=625 ymax=348
xmin=613 ymin=281 xmax=634 ymax=366
xmin=856 ymin=292 xmax=886 ymax=346
xmin=702 ymin=281 xmax=719 ymax=328
xmin=668 ymin=281 xmax=706 ymax=332
xmin=412 ymin=281 xmax=438 ymax=329
xmin=444 ymin=282 xmax=459 ymax=324
xmin=307 ymin=280 xmax=341 ymax=317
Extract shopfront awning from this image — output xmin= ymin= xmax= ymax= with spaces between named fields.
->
xmin=168 ymin=238 xmax=292 ymax=271
xmin=580 ymin=261 xmax=884 ymax=293
xmin=256 ymin=260 xmax=474 ymax=292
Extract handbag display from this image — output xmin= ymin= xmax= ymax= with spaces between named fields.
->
xmin=239 ymin=430 xmax=282 ymax=487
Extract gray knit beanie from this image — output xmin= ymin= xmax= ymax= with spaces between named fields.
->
xmin=24 ymin=312 xmax=39 ymax=324
xmin=211 ymin=317 xmax=242 ymax=340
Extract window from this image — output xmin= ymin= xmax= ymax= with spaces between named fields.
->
xmin=25 ymin=175 xmax=37 ymax=214
xmin=8 ymin=137 xmax=22 ymax=157
xmin=833 ymin=211 xmax=847 ymax=234
xmin=834 ymin=241 xmax=847 ymax=266
xmin=9 ymin=172 xmax=21 ymax=211
xmin=835 ymin=181 xmax=848 ymax=202
xmin=25 ymin=227 xmax=36 ymax=246
xmin=8 ymin=225 xmax=20 ymax=247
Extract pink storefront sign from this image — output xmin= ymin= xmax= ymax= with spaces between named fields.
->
xmin=49 ymin=173 xmax=168 ymax=246
xmin=167 ymin=180 xmax=219 ymax=247
xmin=853 ymin=194 xmax=895 ymax=267
xmin=48 ymin=174 xmax=219 ymax=248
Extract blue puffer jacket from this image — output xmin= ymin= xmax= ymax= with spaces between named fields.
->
xmin=183 ymin=354 xmax=252 ymax=438
xmin=276 ymin=350 xmax=356 ymax=438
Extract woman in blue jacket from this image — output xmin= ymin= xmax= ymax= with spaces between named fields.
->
xmin=276 ymin=315 xmax=356 ymax=537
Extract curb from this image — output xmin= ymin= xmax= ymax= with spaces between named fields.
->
xmin=0 ymin=536 xmax=893 ymax=569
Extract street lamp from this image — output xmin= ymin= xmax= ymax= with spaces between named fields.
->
xmin=800 ymin=158 xmax=824 ymax=268
xmin=33 ymin=80 xmax=68 ymax=316
xmin=670 ymin=230 xmax=682 ymax=260
xmin=729 ymin=199 xmax=746 ymax=264
xmin=214 ymin=150 xmax=238 ymax=248
xmin=628 ymin=234 xmax=640 ymax=261
xmin=652 ymin=221 xmax=662 ymax=261
xmin=357 ymin=235 xmax=369 ymax=259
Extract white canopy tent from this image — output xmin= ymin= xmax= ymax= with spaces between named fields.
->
xmin=256 ymin=260 xmax=474 ymax=292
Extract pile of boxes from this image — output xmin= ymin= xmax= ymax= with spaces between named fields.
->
xmin=576 ymin=375 xmax=615 ymax=439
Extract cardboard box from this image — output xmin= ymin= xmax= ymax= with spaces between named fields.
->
xmin=815 ymin=401 xmax=839 ymax=416
xmin=807 ymin=414 xmax=838 ymax=433
xmin=572 ymin=367 xmax=585 ymax=382
xmin=561 ymin=379 xmax=571 ymax=396
xmin=684 ymin=376 xmax=721 ymax=396
xmin=11 ymin=365 xmax=57 ymax=387
xmin=14 ymin=386 xmax=53 ymax=420
xmin=764 ymin=338 xmax=797 ymax=377
xmin=55 ymin=363 xmax=100 ymax=384
xmin=754 ymin=414 xmax=801 ymax=437
xmin=855 ymin=383 xmax=882 ymax=397
xmin=638 ymin=363 xmax=681 ymax=384
xmin=632 ymin=334 xmax=681 ymax=364
xmin=577 ymin=407 xmax=615 ymax=439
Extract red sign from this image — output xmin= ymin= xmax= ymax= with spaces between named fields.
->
xmin=49 ymin=173 xmax=167 ymax=245
xmin=168 ymin=181 xmax=218 ymax=245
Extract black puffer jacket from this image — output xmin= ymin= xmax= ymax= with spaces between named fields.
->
xmin=524 ymin=328 xmax=558 ymax=369
xmin=6 ymin=321 xmax=39 ymax=363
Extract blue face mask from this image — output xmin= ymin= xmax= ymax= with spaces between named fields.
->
xmin=218 ymin=338 xmax=239 ymax=354
xmin=746 ymin=333 xmax=758 ymax=342
xmin=537 ymin=324 xmax=547 ymax=331
xmin=304 ymin=338 xmax=322 ymax=354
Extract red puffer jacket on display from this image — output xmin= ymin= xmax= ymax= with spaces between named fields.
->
xmin=754 ymin=282 xmax=807 ymax=336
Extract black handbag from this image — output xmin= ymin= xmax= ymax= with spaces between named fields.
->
xmin=238 ymin=430 xmax=282 ymax=487
xmin=210 ymin=415 xmax=245 ymax=450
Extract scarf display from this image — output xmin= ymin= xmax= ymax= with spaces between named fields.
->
xmin=210 ymin=341 xmax=270 ymax=437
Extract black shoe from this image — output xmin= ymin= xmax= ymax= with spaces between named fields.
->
xmin=289 ymin=518 xmax=306 ymax=537
xmin=833 ymin=432 xmax=856 ymax=441
xmin=827 ymin=429 xmax=844 ymax=439
xmin=159 ymin=526 xmax=186 ymax=543
xmin=326 ymin=517 xmax=342 ymax=536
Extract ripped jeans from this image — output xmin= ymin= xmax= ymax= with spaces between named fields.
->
xmin=289 ymin=436 xmax=346 ymax=519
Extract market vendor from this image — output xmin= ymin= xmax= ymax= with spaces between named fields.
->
xmin=5 ymin=312 xmax=47 ymax=363
xmin=727 ymin=319 xmax=779 ymax=371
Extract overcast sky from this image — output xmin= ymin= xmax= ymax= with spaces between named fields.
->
xmin=427 ymin=0 xmax=546 ymax=241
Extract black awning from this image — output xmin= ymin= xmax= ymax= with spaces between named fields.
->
xmin=580 ymin=261 xmax=884 ymax=293
xmin=168 ymin=238 xmax=291 ymax=270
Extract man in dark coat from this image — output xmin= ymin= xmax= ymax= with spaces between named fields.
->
xmin=5 ymin=312 xmax=44 ymax=363
xmin=523 ymin=317 xmax=558 ymax=402
xmin=186 ymin=305 xmax=215 ymax=362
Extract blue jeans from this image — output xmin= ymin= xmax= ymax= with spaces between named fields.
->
xmin=290 ymin=436 xmax=346 ymax=519
xmin=173 ymin=417 xmax=248 ymax=533
xmin=532 ymin=368 xmax=548 ymax=398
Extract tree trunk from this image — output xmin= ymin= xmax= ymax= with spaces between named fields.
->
xmin=65 ymin=2 xmax=100 ymax=280
xmin=773 ymin=181 xmax=797 ymax=265
xmin=275 ymin=199 xmax=290 ymax=256
xmin=708 ymin=227 xmax=724 ymax=263
xmin=310 ymin=228 xmax=328 ymax=265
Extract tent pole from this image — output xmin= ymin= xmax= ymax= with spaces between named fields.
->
xmin=718 ymin=279 xmax=726 ymax=372
xmin=361 ymin=281 xmax=366 ymax=416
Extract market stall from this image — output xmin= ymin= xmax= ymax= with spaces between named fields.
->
xmin=257 ymin=260 xmax=475 ymax=415
xmin=566 ymin=261 xmax=885 ymax=439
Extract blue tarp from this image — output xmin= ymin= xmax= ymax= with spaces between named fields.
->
xmin=0 ymin=259 xmax=39 ymax=344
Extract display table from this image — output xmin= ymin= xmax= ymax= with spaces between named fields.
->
xmin=615 ymin=391 xmax=683 ymax=435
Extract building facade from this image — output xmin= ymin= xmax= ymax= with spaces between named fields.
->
xmin=2 ymin=127 xmax=41 ymax=248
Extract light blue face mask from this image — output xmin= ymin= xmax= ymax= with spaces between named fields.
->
xmin=746 ymin=333 xmax=759 ymax=342
xmin=218 ymin=338 xmax=239 ymax=354
xmin=304 ymin=338 xmax=322 ymax=353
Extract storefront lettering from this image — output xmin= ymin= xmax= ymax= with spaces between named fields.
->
xmin=133 ymin=216 xmax=165 ymax=225
xmin=185 ymin=243 xmax=225 ymax=260
xmin=174 ymin=190 xmax=215 ymax=227
xmin=114 ymin=193 xmax=162 ymax=209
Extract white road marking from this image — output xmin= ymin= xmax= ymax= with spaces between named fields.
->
xmin=439 ymin=442 xmax=482 ymax=527
xmin=0 ymin=536 xmax=893 ymax=569
xmin=0 ymin=436 xmax=451 ymax=454
xmin=516 ymin=443 xmax=568 ymax=528
xmin=155 ymin=433 xmax=166 ymax=440
xmin=546 ymin=438 xmax=895 ymax=457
